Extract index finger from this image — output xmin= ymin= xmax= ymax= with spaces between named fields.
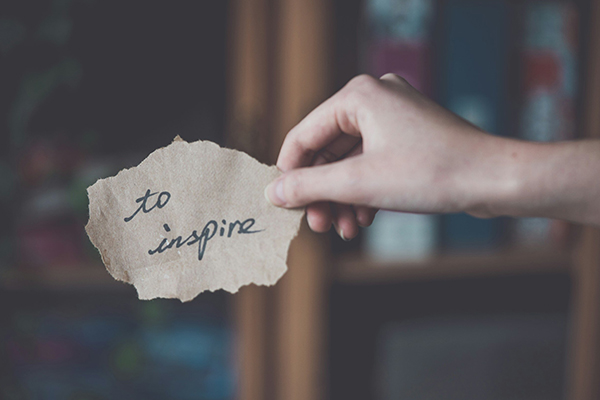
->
xmin=276 ymin=76 xmax=368 ymax=171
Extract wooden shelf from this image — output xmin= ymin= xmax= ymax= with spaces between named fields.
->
xmin=0 ymin=265 xmax=130 ymax=292
xmin=334 ymin=248 xmax=573 ymax=284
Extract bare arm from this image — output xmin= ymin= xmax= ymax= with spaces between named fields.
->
xmin=489 ymin=139 xmax=600 ymax=225
xmin=265 ymin=74 xmax=600 ymax=239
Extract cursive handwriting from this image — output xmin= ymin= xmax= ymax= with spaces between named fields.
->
xmin=148 ymin=218 xmax=264 ymax=260
xmin=124 ymin=189 xmax=171 ymax=222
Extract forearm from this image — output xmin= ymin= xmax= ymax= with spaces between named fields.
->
xmin=473 ymin=138 xmax=600 ymax=226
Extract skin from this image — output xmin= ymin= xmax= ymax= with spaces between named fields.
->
xmin=265 ymin=73 xmax=600 ymax=240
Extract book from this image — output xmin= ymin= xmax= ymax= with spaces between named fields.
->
xmin=440 ymin=0 xmax=510 ymax=250
xmin=365 ymin=211 xmax=437 ymax=261
xmin=363 ymin=0 xmax=438 ymax=261
xmin=515 ymin=2 xmax=578 ymax=248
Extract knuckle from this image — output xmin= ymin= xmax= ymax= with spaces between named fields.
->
xmin=341 ymin=88 xmax=363 ymax=110
xmin=349 ymin=74 xmax=377 ymax=89
xmin=342 ymin=75 xmax=379 ymax=108
xmin=379 ymin=72 xmax=396 ymax=80
xmin=380 ymin=73 xmax=408 ymax=85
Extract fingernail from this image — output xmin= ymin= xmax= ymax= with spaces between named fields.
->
xmin=265 ymin=178 xmax=286 ymax=206
xmin=340 ymin=228 xmax=350 ymax=241
xmin=356 ymin=209 xmax=369 ymax=227
xmin=357 ymin=218 xmax=370 ymax=228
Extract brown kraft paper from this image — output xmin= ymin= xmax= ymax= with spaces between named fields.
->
xmin=85 ymin=136 xmax=304 ymax=302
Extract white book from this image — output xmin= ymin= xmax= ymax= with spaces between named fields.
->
xmin=365 ymin=211 xmax=437 ymax=262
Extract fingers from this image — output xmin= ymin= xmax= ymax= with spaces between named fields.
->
xmin=271 ymin=74 xmax=384 ymax=238
xmin=333 ymin=203 xmax=359 ymax=241
xmin=305 ymin=203 xmax=376 ymax=239
xmin=276 ymin=99 xmax=359 ymax=171
xmin=354 ymin=205 xmax=378 ymax=227
xmin=312 ymin=135 xmax=361 ymax=166
xmin=277 ymin=74 xmax=403 ymax=172
xmin=306 ymin=202 xmax=332 ymax=233
xmin=266 ymin=156 xmax=368 ymax=209
xmin=307 ymin=139 xmax=362 ymax=236
xmin=276 ymin=74 xmax=378 ymax=171
xmin=305 ymin=202 xmax=367 ymax=240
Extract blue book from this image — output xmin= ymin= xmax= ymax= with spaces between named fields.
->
xmin=514 ymin=3 xmax=579 ymax=248
xmin=440 ymin=0 xmax=509 ymax=250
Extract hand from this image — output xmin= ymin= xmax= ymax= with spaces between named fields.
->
xmin=265 ymin=74 xmax=551 ymax=238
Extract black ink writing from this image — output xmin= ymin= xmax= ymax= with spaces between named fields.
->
xmin=124 ymin=189 xmax=171 ymax=222
xmin=148 ymin=218 xmax=264 ymax=261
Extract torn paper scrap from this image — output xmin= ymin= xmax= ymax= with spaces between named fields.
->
xmin=85 ymin=137 xmax=304 ymax=302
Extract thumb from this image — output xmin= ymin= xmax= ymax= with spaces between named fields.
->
xmin=265 ymin=156 xmax=367 ymax=208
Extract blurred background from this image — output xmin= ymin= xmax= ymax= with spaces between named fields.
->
xmin=1 ymin=0 xmax=600 ymax=399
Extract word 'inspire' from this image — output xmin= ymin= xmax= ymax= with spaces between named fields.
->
xmin=124 ymin=189 xmax=264 ymax=260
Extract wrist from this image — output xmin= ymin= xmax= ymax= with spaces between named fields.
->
xmin=460 ymin=135 xmax=530 ymax=219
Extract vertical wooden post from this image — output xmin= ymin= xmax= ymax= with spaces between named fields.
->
xmin=234 ymin=286 xmax=268 ymax=400
xmin=272 ymin=0 xmax=331 ymax=400
xmin=567 ymin=1 xmax=600 ymax=398
xmin=569 ymin=231 xmax=600 ymax=400
xmin=229 ymin=0 xmax=332 ymax=398
xmin=227 ymin=1 xmax=271 ymax=400
xmin=226 ymin=0 xmax=271 ymax=161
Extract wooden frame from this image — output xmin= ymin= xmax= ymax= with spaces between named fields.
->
xmin=566 ymin=1 xmax=600 ymax=398
xmin=227 ymin=1 xmax=272 ymax=400
xmin=228 ymin=1 xmax=331 ymax=400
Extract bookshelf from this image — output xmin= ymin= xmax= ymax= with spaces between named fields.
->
xmin=0 ymin=266 xmax=125 ymax=291
xmin=335 ymin=248 xmax=572 ymax=284
xmin=2 ymin=0 xmax=599 ymax=399
xmin=566 ymin=0 xmax=600 ymax=397
xmin=230 ymin=0 xmax=600 ymax=400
